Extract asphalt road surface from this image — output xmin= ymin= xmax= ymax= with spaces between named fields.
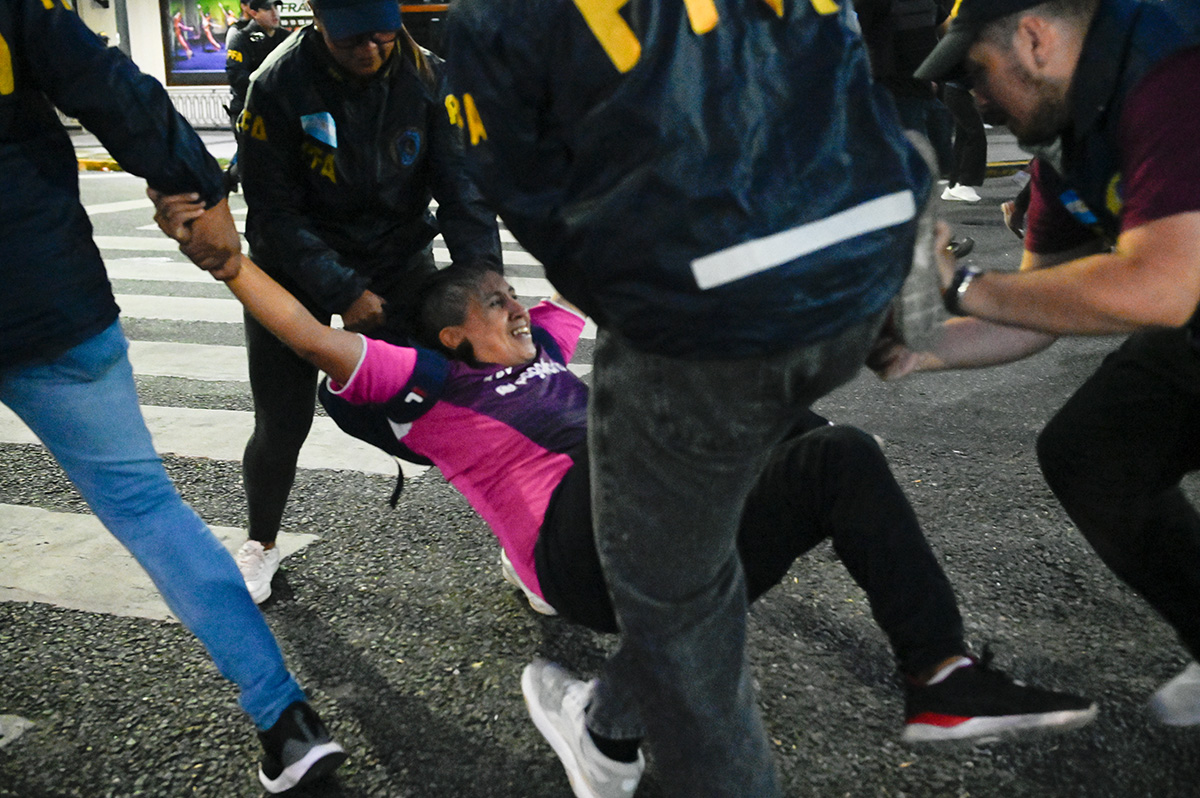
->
xmin=2 ymin=168 xmax=1199 ymax=797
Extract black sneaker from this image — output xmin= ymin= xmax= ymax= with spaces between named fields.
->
xmin=257 ymin=701 xmax=347 ymax=793
xmin=902 ymin=650 xmax=1098 ymax=743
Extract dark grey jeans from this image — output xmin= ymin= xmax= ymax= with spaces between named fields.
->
xmin=585 ymin=314 xmax=885 ymax=797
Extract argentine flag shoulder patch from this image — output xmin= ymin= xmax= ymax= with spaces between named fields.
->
xmin=301 ymin=112 xmax=337 ymax=148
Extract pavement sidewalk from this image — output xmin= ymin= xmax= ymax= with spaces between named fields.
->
xmin=71 ymin=127 xmax=1028 ymax=176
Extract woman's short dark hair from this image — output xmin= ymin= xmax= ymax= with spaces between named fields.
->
xmin=409 ymin=260 xmax=502 ymax=361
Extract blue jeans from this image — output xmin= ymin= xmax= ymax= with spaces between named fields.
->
xmin=586 ymin=316 xmax=884 ymax=797
xmin=0 ymin=321 xmax=306 ymax=730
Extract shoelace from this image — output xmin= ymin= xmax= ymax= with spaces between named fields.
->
xmin=964 ymin=645 xmax=1030 ymax=688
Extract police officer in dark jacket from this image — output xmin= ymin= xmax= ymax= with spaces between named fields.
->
xmin=225 ymin=0 xmax=290 ymax=129
xmin=0 ymin=0 xmax=344 ymax=790
xmin=444 ymin=1 xmax=931 ymax=795
xmin=231 ymin=0 xmax=501 ymax=603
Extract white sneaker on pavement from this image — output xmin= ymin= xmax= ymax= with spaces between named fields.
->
xmin=941 ymin=184 xmax=982 ymax=202
xmin=1150 ymin=662 xmax=1200 ymax=726
xmin=236 ymin=540 xmax=281 ymax=604
xmin=522 ymin=660 xmax=644 ymax=798
xmin=500 ymin=549 xmax=557 ymax=615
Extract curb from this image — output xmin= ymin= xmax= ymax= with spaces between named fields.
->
xmin=78 ymin=158 xmax=120 ymax=172
xmin=76 ymin=157 xmax=231 ymax=173
xmin=986 ymin=159 xmax=1029 ymax=179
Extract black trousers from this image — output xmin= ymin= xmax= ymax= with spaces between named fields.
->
xmin=1038 ymin=328 xmax=1200 ymax=659
xmin=242 ymin=249 xmax=435 ymax=542
xmin=535 ymin=424 xmax=966 ymax=678
xmin=940 ymin=82 xmax=987 ymax=188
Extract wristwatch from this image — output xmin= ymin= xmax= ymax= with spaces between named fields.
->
xmin=943 ymin=265 xmax=984 ymax=316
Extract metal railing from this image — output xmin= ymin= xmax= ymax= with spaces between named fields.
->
xmin=165 ymin=86 xmax=232 ymax=130
xmin=58 ymin=86 xmax=232 ymax=131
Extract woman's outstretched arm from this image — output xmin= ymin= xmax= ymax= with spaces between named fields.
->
xmin=225 ymin=255 xmax=363 ymax=384
xmin=149 ymin=189 xmax=363 ymax=384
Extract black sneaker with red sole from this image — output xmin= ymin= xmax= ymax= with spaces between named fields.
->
xmin=903 ymin=650 xmax=1098 ymax=743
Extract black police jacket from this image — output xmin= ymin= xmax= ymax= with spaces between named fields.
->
xmin=238 ymin=27 xmax=501 ymax=320
xmin=225 ymin=19 xmax=291 ymax=126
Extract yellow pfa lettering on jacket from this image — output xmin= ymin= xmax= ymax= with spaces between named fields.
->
xmin=0 ymin=32 xmax=13 ymax=95
xmin=1106 ymin=173 xmax=1124 ymax=218
xmin=574 ymin=0 xmax=836 ymax=73
xmin=444 ymin=93 xmax=488 ymax=146
xmin=228 ymin=49 xmax=244 ymax=63
xmin=301 ymin=141 xmax=337 ymax=183
xmin=236 ymin=110 xmax=269 ymax=142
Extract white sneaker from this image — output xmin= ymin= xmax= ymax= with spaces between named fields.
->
xmin=941 ymin=184 xmax=982 ymax=202
xmin=236 ymin=540 xmax=281 ymax=604
xmin=1150 ymin=662 xmax=1200 ymax=726
xmin=500 ymin=549 xmax=557 ymax=615
xmin=522 ymin=660 xmax=644 ymax=798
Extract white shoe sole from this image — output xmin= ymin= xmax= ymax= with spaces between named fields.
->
xmin=1149 ymin=663 xmax=1200 ymax=725
xmin=903 ymin=704 xmax=1098 ymax=743
xmin=258 ymin=741 xmax=347 ymax=793
xmin=522 ymin=666 xmax=611 ymax=798
xmin=500 ymin=551 xmax=557 ymax=615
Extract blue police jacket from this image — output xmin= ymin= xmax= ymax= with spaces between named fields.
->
xmin=0 ymin=0 xmax=224 ymax=370
xmin=444 ymin=0 xmax=931 ymax=358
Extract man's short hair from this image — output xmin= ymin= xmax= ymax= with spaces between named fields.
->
xmin=916 ymin=0 xmax=1099 ymax=80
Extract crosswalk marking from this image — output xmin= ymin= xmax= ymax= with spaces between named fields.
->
xmin=116 ymin=293 xmax=244 ymax=323
xmin=85 ymin=198 xmax=155 ymax=216
xmin=106 ymin=257 xmax=216 ymax=283
xmin=0 ymin=503 xmax=316 ymax=622
xmin=0 ymin=402 xmax=425 ymax=478
xmin=128 ymin=340 xmax=247 ymax=381
xmin=93 ymin=235 xmax=181 ymax=252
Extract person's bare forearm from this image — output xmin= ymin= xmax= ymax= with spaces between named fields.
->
xmin=226 ymin=256 xmax=362 ymax=384
xmin=956 ymin=213 xmax=1200 ymax=334
xmin=912 ymin=316 xmax=1056 ymax=372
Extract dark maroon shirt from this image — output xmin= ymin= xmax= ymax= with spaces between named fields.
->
xmin=1025 ymin=47 xmax=1200 ymax=255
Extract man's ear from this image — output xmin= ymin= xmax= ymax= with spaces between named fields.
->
xmin=1014 ymin=14 xmax=1058 ymax=72
xmin=439 ymin=325 xmax=466 ymax=351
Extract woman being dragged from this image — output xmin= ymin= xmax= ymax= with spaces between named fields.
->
xmin=152 ymin=191 xmax=1096 ymax=798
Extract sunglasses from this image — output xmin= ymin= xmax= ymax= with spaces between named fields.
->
xmin=328 ymin=30 xmax=399 ymax=50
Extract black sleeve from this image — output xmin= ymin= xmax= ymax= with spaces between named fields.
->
xmin=12 ymin=0 xmax=224 ymax=206
xmin=240 ymin=76 xmax=369 ymax=314
xmin=440 ymin=1 xmax=571 ymax=271
xmin=425 ymin=57 xmax=502 ymax=271
xmin=225 ymin=27 xmax=252 ymax=118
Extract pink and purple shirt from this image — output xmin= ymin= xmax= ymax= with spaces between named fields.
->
xmin=327 ymin=300 xmax=588 ymax=599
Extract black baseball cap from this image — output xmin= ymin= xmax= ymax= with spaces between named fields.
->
xmin=310 ymin=0 xmax=403 ymax=40
xmin=248 ymin=0 xmax=281 ymax=10
xmin=915 ymin=0 xmax=1046 ymax=81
